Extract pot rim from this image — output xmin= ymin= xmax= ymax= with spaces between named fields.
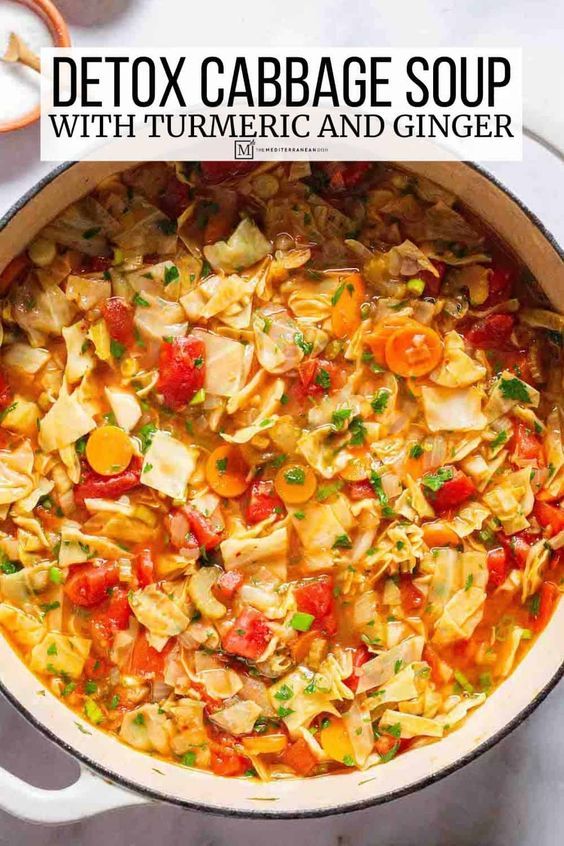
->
xmin=0 ymin=159 xmax=562 ymax=819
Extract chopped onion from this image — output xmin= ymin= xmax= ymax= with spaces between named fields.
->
xmin=422 ymin=435 xmax=447 ymax=471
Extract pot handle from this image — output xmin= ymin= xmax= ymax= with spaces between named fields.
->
xmin=0 ymin=763 xmax=149 ymax=823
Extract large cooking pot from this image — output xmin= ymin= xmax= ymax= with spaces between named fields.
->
xmin=0 ymin=161 xmax=562 ymax=823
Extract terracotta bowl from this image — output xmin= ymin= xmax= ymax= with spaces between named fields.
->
xmin=0 ymin=0 xmax=71 ymax=133
xmin=0 ymin=161 xmax=561 ymax=822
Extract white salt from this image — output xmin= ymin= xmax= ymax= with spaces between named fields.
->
xmin=0 ymin=0 xmax=53 ymax=123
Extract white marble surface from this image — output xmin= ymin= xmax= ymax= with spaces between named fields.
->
xmin=0 ymin=1 xmax=563 ymax=842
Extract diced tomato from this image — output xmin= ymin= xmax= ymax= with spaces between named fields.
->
xmin=487 ymin=546 xmax=510 ymax=589
xmin=168 ymin=504 xmax=222 ymax=551
xmin=399 ymin=575 xmax=425 ymax=610
xmin=90 ymin=590 xmax=132 ymax=651
xmin=246 ymin=480 xmax=284 ymax=525
xmin=345 ymin=644 xmax=371 ymax=692
xmin=0 ymin=370 xmax=12 ymax=410
xmin=222 ymin=608 xmax=272 ymax=661
xmin=346 ymin=480 xmax=375 ymax=501
xmin=296 ymin=359 xmax=342 ymax=398
xmin=464 ymin=313 xmax=515 ymax=350
xmin=64 ymin=561 xmax=119 ymax=608
xmin=495 ymin=349 xmax=534 ymax=383
xmin=511 ymin=423 xmax=544 ymax=463
xmin=374 ymin=734 xmax=400 ymax=757
xmin=529 ymin=581 xmax=559 ymax=632
xmin=101 ymin=297 xmax=135 ymax=345
xmin=157 ymin=336 xmax=206 ymax=410
xmin=294 ymin=576 xmax=333 ymax=618
xmin=282 ymin=737 xmax=318 ymax=776
xmin=129 ymin=631 xmax=170 ymax=678
xmin=80 ymin=255 xmax=113 ymax=274
xmin=422 ymin=644 xmax=445 ymax=686
xmin=316 ymin=162 xmax=371 ymax=194
xmin=209 ymin=745 xmax=250 ymax=777
xmin=423 ymin=467 xmax=476 ymax=513
xmin=500 ymin=530 xmax=535 ymax=569
xmin=134 ymin=549 xmax=154 ymax=587
xmin=534 ymin=501 xmax=564 ymax=535
xmin=294 ymin=576 xmax=337 ymax=636
xmin=200 ymin=162 xmax=258 ymax=183
xmin=216 ymin=569 xmax=243 ymax=599
xmin=160 ymin=174 xmax=192 ymax=219
xmin=416 ymin=260 xmax=446 ymax=298
xmin=84 ymin=655 xmax=112 ymax=681
xmin=74 ymin=456 xmax=142 ymax=505
xmin=483 ymin=265 xmax=515 ymax=307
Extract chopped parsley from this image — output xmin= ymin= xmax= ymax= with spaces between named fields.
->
xmin=216 ymin=457 xmax=228 ymax=475
xmin=409 ymin=443 xmax=424 ymax=459
xmin=342 ymin=754 xmax=355 ymax=767
xmin=132 ymin=292 xmax=150 ymax=308
xmin=164 ymin=264 xmax=180 ymax=286
xmin=491 ymin=430 xmax=508 ymax=450
xmin=133 ymin=712 xmax=145 ymax=726
xmin=422 ymin=466 xmax=454 ymax=492
xmin=464 ymin=573 xmax=474 ymax=591
xmin=137 ymin=422 xmax=157 ymax=453
xmin=284 ymin=467 xmax=305 ymax=485
xmin=82 ymin=227 xmax=101 ymax=240
xmin=314 ymin=368 xmax=331 ymax=390
xmin=294 ymin=332 xmax=313 ymax=356
xmin=499 ymin=377 xmax=531 ymax=404
xmin=383 ymin=722 xmax=401 ymax=738
xmin=379 ymin=742 xmax=400 ymax=763
xmin=370 ymin=390 xmax=390 ymax=415
xmin=369 ymin=471 xmax=395 ymax=519
xmin=331 ymin=408 xmax=352 ymax=430
xmin=110 ymin=339 xmax=125 ymax=360
xmin=277 ymin=705 xmax=294 ymax=718
xmin=316 ymin=481 xmax=343 ymax=502
xmin=84 ymin=680 xmax=98 ymax=695
xmin=332 ymin=534 xmax=352 ymax=549
xmin=331 ymin=282 xmax=346 ymax=306
xmin=527 ymin=592 xmax=541 ymax=618
xmin=348 ymin=415 xmax=367 ymax=446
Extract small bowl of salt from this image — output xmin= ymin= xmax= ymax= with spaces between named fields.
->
xmin=0 ymin=0 xmax=71 ymax=133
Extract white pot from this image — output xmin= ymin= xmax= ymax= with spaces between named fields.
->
xmin=0 ymin=161 xmax=562 ymax=823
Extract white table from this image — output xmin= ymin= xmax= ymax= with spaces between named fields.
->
xmin=0 ymin=1 xmax=562 ymax=842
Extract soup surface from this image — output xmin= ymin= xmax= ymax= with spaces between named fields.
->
xmin=0 ymin=161 xmax=562 ymax=780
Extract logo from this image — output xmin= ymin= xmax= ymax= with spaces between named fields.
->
xmin=234 ymin=139 xmax=255 ymax=160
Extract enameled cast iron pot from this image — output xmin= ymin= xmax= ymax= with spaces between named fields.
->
xmin=0 ymin=161 xmax=562 ymax=823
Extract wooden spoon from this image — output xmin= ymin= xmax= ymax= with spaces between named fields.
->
xmin=2 ymin=32 xmax=41 ymax=73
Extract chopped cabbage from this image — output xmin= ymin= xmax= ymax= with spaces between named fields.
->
xmin=204 ymin=218 xmax=271 ymax=274
xmin=105 ymin=388 xmax=141 ymax=432
xmin=422 ymin=385 xmax=487 ymax=432
xmin=129 ymin=584 xmax=190 ymax=638
xmin=30 ymin=633 xmax=91 ymax=679
xmin=357 ymin=636 xmax=425 ymax=693
xmin=141 ymin=431 xmax=198 ymax=500
xmin=38 ymin=389 xmax=96 ymax=453
xmin=191 ymin=329 xmax=248 ymax=397
xmin=483 ymin=468 xmax=535 ymax=534
xmin=209 ymin=700 xmax=262 ymax=735
xmin=430 ymin=331 xmax=486 ymax=388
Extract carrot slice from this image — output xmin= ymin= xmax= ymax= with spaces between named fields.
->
xmin=86 ymin=426 xmax=133 ymax=477
xmin=385 ymin=324 xmax=443 ymax=377
xmin=331 ymin=272 xmax=365 ymax=339
xmin=319 ymin=716 xmax=354 ymax=764
xmin=366 ymin=317 xmax=418 ymax=365
xmin=274 ymin=464 xmax=317 ymax=504
xmin=422 ymin=521 xmax=460 ymax=548
xmin=206 ymin=444 xmax=249 ymax=498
